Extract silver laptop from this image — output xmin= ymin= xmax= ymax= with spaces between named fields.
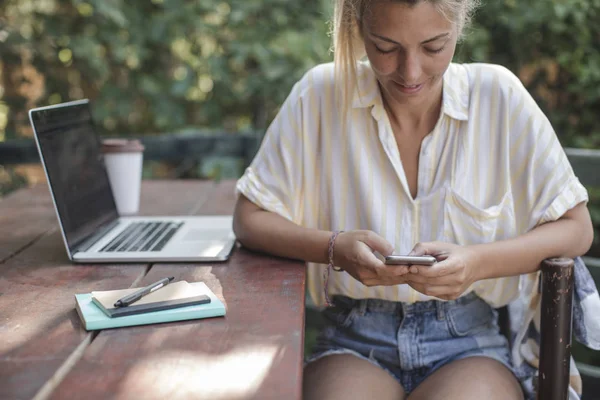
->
xmin=28 ymin=99 xmax=236 ymax=263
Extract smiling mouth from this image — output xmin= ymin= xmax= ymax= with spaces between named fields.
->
xmin=392 ymin=81 xmax=425 ymax=94
xmin=396 ymin=82 xmax=422 ymax=88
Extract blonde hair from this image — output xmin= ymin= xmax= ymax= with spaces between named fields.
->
xmin=332 ymin=0 xmax=480 ymax=120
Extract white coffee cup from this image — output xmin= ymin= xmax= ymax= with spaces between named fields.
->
xmin=101 ymin=139 xmax=145 ymax=215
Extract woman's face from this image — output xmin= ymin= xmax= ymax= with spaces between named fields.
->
xmin=362 ymin=1 xmax=458 ymax=106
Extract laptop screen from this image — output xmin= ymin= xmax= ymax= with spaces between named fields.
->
xmin=30 ymin=100 xmax=119 ymax=252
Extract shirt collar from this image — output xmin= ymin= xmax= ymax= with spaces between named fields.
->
xmin=352 ymin=61 xmax=381 ymax=109
xmin=441 ymin=63 xmax=470 ymax=121
xmin=351 ymin=62 xmax=470 ymax=121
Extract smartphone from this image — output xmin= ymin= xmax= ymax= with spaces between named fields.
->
xmin=384 ymin=255 xmax=437 ymax=266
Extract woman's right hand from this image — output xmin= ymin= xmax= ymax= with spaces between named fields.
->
xmin=332 ymin=230 xmax=411 ymax=286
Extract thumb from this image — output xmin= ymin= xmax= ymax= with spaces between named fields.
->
xmin=361 ymin=232 xmax=394 ymax=256
xmin=408 ymin=241 xmax=445 ymax=256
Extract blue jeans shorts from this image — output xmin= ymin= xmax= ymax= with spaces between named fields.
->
xmin=305 ymin=292 xmax=516 ymax=394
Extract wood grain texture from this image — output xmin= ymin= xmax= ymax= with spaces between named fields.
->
xmin=0 ymin=180 xmax=215 ymax=400
xmin=0 ymin=184 xmax=57 ymax=263
xmin=49 ymin=180 xmax=307 ymax=400
xmin=539 ymin=258 xmax=575 ymax=400
xmin=137 ymin=180 xmax=216 ymax=216
xmin=193 ymin=178 xmax=238 ymax=215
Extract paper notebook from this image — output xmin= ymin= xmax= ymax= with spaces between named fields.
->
xmin=91 ymin=281 xmax=210 ymax=318
xmin=75 ymin=281 xmax=225 ymax=331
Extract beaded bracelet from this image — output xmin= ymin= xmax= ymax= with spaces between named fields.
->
xmin=323 ymin=230 xmax=343 ymax=307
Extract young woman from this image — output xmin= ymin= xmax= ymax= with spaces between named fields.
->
xmin=233 ymin=1 xmax=594 ymax=399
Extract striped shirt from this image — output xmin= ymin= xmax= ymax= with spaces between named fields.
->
xmin=235 ymin=61 xmax=588 ymax=307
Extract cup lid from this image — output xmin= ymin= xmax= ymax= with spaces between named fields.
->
xmin=101 ymin=138 xmax=145 ymax=153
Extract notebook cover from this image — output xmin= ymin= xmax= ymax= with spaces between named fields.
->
xmin=95 ymin=295 xmax=211 ymax=318
xmin=91 ymin=281 xmax=206 ymax=317
xmin=91 ymin=281 xmax=198 ymax=310
xmin=75 ymin=282 xmax=225 ymax=330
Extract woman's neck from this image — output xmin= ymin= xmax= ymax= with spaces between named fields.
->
xmin=381 ymin=82 xmax=443 ymax=137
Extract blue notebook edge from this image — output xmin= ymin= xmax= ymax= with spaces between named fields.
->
xmin=75 ymin=282 xmax=226 ymax=331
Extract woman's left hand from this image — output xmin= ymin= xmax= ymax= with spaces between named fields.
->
xmin=404 ymin=241 xmax=481 ymax=301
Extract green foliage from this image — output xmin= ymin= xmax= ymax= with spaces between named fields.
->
xmin=2 ymin=0 xmax=599 ymax=147
xmin=455 ymin=0 xmax=600 ymax=149
xmin=198 ymin=156 xmax=244 ymax=181
xmin=0 ymin=0 xmax=332 ymax=138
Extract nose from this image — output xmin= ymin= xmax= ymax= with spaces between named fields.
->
xmin=398 ymin=51 xmax=421 ymax=84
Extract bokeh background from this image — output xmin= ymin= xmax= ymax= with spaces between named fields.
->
xmin=1 ymin=0 xmax=600 ymax=387
xmin=1 ymin=1 xmax=599 ymax=174
xmin=1 ymin=0 xmax=599 ymax=143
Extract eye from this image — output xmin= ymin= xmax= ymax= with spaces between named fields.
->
xmin=374 ymin=45 xmax=396 ymax=54
xmin=425 ymin=46 xmax=445 ymax=54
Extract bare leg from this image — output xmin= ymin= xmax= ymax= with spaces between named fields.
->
xmin=303 ymin=354 xmax=406 ymax=400
xmin=407 ymin=356 xmax=523 ymax=400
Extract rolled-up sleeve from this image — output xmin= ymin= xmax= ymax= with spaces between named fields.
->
xmin=507 ymin=73 xmax=589 ymax=230
xmin=235 ymin=80 xmax=306 ymax=224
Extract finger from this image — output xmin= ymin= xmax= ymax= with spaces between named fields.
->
xmin=404 ymin=271 xmax=458 ymax=285
xmin=357 ymin=242 xmax=387 ymax=270
xmin=348 ymin=250 xmax=382 ymax=284
xmin=369 ymin=257 xmax=409 ymax=278
xmin=409 ymin=241 xmax=451 ymax=258
xmin=363 ymin=258 xmax=409 ymax=285
xmin=361 ymin=231 xmax=395 ymax=257
xmin=408 ymin=260 xmax=456 ymax=278
xmin=363 ymin=273 xmax=411 ymax=287
xmin=408 ymin=241 xmax=437 ymax=256
xmin=408 ymin=282 xmax=460 ymax=300
xmin=382 ymin=264 xmax=410 ymax=277
xmin=389 ymin=275 xmax=412 ymax=285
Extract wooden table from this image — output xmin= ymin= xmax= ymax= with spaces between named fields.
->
xmin=0 ymin=180 xmax=306 ymax=400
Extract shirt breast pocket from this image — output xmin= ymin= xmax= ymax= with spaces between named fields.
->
xmin=443 ymin=189 xmax=516 ymax=245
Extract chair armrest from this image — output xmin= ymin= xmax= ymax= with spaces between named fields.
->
xmin=539 ymin=257 xmax=575 ymax=400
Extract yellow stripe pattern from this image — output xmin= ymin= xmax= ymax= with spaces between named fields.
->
xmin=236 ymin=62 xmax=589 ymax=307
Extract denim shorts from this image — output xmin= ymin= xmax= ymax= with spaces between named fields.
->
xmin=305 ymin=291 xmax=516 ymax=394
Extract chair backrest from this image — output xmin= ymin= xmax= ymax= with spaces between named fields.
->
xmin=564 ymin=148 xmax=600 ymax=400
xmin=566 ymin=147 xmax=600 ymax=189
xmin=566 ymin=147 xmax=600 ymax=268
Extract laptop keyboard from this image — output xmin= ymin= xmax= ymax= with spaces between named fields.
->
xmin=100 ymin=221 xmax=183 ymax=252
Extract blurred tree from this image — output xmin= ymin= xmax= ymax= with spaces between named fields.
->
xmin=456 ymin=0 xmax=600 ymax=148
xmin=0 ymin=0 xmax=598 ymax=148
xmin=0 ymin=0 xmax=332 ymax=139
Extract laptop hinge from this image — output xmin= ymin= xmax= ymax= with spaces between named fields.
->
xmin=73 ymin=219 xmax=121 ymax=254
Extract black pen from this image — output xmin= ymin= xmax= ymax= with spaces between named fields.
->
xmin=114 ymin=277 xmax=175 ymax=308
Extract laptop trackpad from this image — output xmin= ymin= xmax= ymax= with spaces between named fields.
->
xmin=181 ymin=229 xmax=231 ymax=242
xmin=167 ymin=228 xmax=233 ymax=257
